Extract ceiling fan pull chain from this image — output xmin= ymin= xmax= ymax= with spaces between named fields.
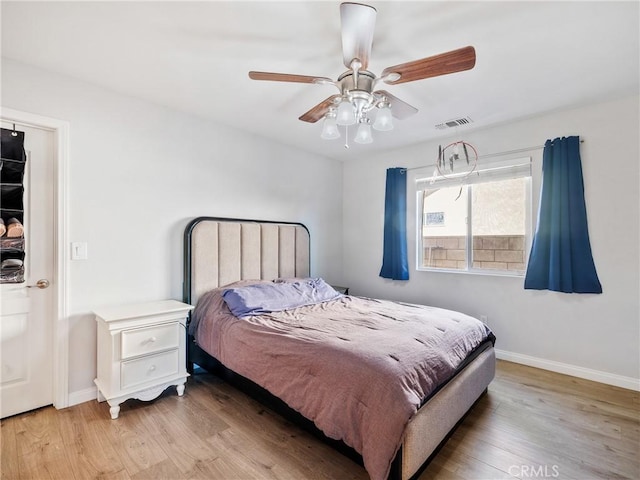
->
xmin=344 ymin=125 xmax=350 ymax=149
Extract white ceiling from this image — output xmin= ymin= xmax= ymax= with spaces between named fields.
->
xmin=2 ymin=1 xmax=638 ymax=161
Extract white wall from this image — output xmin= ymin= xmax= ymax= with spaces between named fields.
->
xmin=1 ymin=59 xmax=344 ymax=397
xmin=344 ymin=95 xmax=640 ymax=386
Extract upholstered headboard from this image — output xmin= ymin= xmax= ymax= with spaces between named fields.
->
xmin=183 ymin=217 xmax=310 ymax=305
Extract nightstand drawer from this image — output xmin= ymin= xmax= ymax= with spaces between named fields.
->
xmin=121 ymin=322 xmax=179 ymax=359
xmin=121 ymin=349 xmax=179 ymax=389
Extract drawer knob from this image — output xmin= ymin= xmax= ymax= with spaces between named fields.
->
xmin=148 ymin=365 xmax=156 ymax=372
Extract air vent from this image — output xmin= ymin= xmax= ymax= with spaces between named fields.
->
xmin=435 ymin=117 xmax=473 ymax=130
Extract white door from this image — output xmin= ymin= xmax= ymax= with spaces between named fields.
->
xmin=0 ymin=121 xmax=55 ymax=418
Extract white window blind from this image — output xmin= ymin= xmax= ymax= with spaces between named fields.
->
xmin=416 ymin=157 xmax=532 ymax=191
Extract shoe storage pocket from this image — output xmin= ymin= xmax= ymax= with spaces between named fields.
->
xmin=0 ymin=250 xmax=25 ymax=284
xmin=0 ymin=184 xmax=24 ymax=212
xmin=0 ymin=237 xmax=25 ymax=251
xmin=0 ymin=158 xmax=26 ymax=184
xmin=0 ymin=267 xmax=24 ymax=283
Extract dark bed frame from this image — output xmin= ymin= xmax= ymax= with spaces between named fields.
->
xmin=182 ymin=216 xmax=492 ymax=480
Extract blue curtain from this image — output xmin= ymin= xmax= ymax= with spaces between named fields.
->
xmin=379 ymin=167 xmax=409 ymax=280
xmin=524 ymin=136 xmax=602 ymax=293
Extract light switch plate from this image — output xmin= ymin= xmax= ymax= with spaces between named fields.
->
xmin=71 ymin=242 xmax=88 ymax=260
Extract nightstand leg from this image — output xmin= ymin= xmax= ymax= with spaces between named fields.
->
xmin=109 ymin=404 xmax=120 ymax=420
xmin=177 ymin=383 xmax=185 ymax=397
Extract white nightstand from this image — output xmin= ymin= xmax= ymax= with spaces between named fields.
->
xmin=93 ymin=300 xmax=193 ymax=419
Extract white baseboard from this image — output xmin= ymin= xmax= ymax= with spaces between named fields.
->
xmin=495 ymin=349 xmax=640 ymax=392
xmin=67 ymin=386 xmax=97 ymax=407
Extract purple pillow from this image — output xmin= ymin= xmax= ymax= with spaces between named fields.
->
xmin=222 ymin=277 xmax=341 ymax=318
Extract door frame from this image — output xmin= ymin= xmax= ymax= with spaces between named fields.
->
xmin=1 ymin=107 xmax=70 ymax=409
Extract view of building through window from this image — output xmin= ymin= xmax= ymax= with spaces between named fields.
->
xmin=420 ymin=176 xmax=529 ymax=273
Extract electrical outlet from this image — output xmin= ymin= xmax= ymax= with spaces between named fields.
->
xmin=480 ymin=315 xmax=488 ymax=325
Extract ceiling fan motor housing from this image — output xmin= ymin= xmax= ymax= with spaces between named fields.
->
xmin=338 ymin=70 xmax=376 ymax=94
xmin=337 ymin=70 xmax=380 ymax=115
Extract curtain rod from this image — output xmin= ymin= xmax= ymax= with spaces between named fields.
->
xmin=406 ymin=140 xmax=584 ymax=171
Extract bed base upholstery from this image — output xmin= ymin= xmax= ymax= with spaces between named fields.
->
xmin=184 ymin=217 xmax=495 ymax=480
xmin=395 ymin=346 xmax=495 ymax=479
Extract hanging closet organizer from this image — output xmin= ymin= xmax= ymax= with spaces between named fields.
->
xmin=0 ymin=127 xmax=27 ymax=283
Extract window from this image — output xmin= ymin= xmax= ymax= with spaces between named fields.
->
xmin=424 ymin=211 xmax=445 ymax=226
xmin=416 ymin=158 xmax=532 ymax=275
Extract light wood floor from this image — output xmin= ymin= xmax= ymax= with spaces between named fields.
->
xmin=1 ymin=360 xmax=638 ymax=480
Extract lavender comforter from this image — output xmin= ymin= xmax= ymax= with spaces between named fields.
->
xmin=191 ymin=282 xmax=494 ymax=480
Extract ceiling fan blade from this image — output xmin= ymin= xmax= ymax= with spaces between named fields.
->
xmin=374 ymin=90 xmax=418 ymax=120
xmin=340 ymin=2 xmax=377 ymax=70
xmin=249 ymin=71 xmax=334 ymax=85
xmin=299 ymin=95 xmax=341 ymax=123
xmin=381 ymin=46 xmax=476 ymax=85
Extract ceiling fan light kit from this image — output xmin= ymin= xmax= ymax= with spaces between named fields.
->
xmin=336 ymin=98 xmax=357 ymax=126
xmin=320 ymin=111 xmax=341 ymax=140
xmin=248 ymin=2 xmax=476 ymax=146
xmin=354 ymin=119 xmax=374 ymax=144
xmin=373 ymin=101 xmax=393 ymax=131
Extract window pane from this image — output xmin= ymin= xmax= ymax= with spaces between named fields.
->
xmin=471 ymin=177 xmax=527 ymax=272
xmin=421 ymin=186 xmax=468 ymax=269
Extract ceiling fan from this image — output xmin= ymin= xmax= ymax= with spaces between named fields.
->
xmin=248 ymin=2 xmax=476 ymax=144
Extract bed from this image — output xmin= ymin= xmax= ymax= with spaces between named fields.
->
xmin=183 ymin=217 xmax=496 ymax=480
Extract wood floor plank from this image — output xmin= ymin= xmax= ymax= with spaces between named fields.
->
xmin=0 ymin=417 xmax=20 ymax=480
xmin=455 ymin=410 xmax=635 ymax=479
xmin=184 ymin=456 xmax=259 ymax=480
xmin=99 ymin=403 xmax=169 ymax=477
xmin=10 ymin=406 xmax=76 ymax=480
xmin=496 ymin=360 xmax=639 ymax=409
xmin=56 ymin=401 xmax=126 ymax=479
xmin=488 ymin=371 xmax=640 ymax=476
xmin=420 ymin=442 xmax=519 ymax=480
xmin=439 ymin=423 xmax=555 ymax=479
xmin=156 ymin=390 xmax=230 ymax=441
xmin=206 ymin=429 xmax=294 ymax=480
xmin=135 ymin=402 xmax=218 ymax=474
xmin=185 ymin=374 xmax=230 ymax=413
xmin=1 ymin=360 xmax=638 ymax=480
xmin=493 ymin=395 xmax=639 ymax=461
xmin=129 ymin=458 xmax=184 ymax=480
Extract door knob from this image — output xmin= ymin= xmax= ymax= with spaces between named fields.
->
xmin=28 ymin=279 xmax=50 ymax=289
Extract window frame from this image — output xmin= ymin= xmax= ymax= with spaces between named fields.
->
xmin=415 ymin=157 xmax=533 ymax=277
